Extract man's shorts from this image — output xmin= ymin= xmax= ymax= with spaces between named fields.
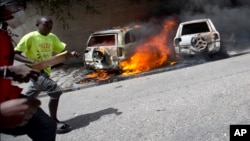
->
xmin=26 ymin=72 xmax=62 ymax=99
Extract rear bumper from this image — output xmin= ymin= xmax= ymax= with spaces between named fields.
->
xmin=175 ymin=41 xmax=220 ymax=56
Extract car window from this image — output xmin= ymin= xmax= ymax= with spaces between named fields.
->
xmin=88 ymin=34 xmax=115 ymax=46
xmin=125 ymin=31 xmax=137 ymax=44
xmin=125 ymin=32 xmax=131 ymax=44
xmin=181 ymin=22 xmax=210 ymax=35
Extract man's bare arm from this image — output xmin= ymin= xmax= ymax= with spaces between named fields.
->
xmin=14 ymin=51 xmax=34 ymax=64
xmin=0 ymin=64 xmax=40 ymax=82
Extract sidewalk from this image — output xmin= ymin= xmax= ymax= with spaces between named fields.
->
xmin=50 ymin=63 xmax=89 ymax=91
xmin=12 ymin=62 xmax=90 ymax=96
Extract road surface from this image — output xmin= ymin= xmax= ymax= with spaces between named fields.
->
xmin=1 ymin=53 xmax=250 ymax=141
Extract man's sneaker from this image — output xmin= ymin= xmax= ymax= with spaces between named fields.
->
xmin=56 ymin=122 xmax=72 ymax=134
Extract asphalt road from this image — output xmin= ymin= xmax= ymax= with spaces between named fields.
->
xmin=1 ymin=53 xmax=250 ymax=141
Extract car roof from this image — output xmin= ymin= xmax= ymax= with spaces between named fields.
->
xmin=92 ymin=27 xmax=134 ymax=35
xmin=180 ymin=18 xmax=211 ymax=25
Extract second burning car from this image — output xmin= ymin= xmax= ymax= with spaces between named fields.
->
xmin=174 ymin=19 xmax=221 ymax=56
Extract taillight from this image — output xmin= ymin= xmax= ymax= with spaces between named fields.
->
xmin=85 ymin=48 xmax=90 ymax=53
xmin=213 ymin=33 xmax=219 ymax=40
xmin=117 ymin=47 xmax=123 ymax=57
xmin=174 ymin=38 xmax=181 ymax=46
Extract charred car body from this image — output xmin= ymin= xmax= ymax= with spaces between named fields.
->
xmin=84 ymin=27 xmax=139 ymax=70
xmin=174 ymin=19 xmax=221 ymax=56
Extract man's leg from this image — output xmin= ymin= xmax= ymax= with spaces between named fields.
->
xmin=38 ymin=72 xmax=72 ymax=134
xmin=26 ymin=72 xmax=71 ymax=133
xmin=26 ymin=108 xmax=57 ymax=141
xmin=1 ymin=107 xmax=57 ymax=141
xmin=26 ymin=77 xmax=42 ymax=98
xmin=27 ymin=72 xmax=61 ymax=121
xmin=49 ymin=98 xmax=59 ymax=122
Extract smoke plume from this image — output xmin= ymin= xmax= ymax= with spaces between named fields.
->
xmin=158 ymin=0 xmax=250 ymax=53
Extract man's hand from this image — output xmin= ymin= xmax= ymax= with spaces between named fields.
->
xmin=0 ymin=98 xmax=41 ymax=128
xmin=70 ymin=51 xmax=80 ymax=58
xmin=7 ymin=64 xmax=40 ymax=82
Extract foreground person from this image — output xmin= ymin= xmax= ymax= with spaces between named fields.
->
xmin=0 ymin=0 xmax=57 ymax=140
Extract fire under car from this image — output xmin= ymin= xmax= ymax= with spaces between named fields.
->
xmin=83 ymin=27 xmax=140 ymax=70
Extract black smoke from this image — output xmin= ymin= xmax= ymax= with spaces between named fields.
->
xmin=157 ymin=0 xmax=250 ymax=53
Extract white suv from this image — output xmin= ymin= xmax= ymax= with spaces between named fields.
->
xmin=84 ymin=27 xmax=139 ymax=70
xmin=174 ymin=19 xmax=221 ymax=56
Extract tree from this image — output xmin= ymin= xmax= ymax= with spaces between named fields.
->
xmin=24 ymin=0 xmax=99 ymax=24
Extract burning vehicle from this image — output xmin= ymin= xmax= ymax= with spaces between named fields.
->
xmin=83 ymin=18 xmax=177 ymax=77
xmin=174 ymin=19 xmax=221 ymax=56
xmin=83 ymin=27 xmax=140 ymax=70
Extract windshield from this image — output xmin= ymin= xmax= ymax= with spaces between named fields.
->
xmin=88 ymin=34 xmax=115 ymax=46
xmin=181 ymin=22 xmax=210 ymax=35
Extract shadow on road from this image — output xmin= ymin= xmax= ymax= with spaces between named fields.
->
xmin=64 ymin=108 xmax=122 ymax=130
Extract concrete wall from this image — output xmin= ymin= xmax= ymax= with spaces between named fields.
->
xmin=12 ymin=0 xmax=161 ymax=63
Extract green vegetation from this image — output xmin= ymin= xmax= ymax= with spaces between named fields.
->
xmin=24 ymin=0 xmax=99 ymax=24
xmin=22 ymin=0 xmax=157 ymax=24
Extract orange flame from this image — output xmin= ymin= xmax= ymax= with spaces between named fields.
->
xmin=98 ymin=48 xmax=105 ymax=54
xmin=79 ymin=19 xmax=177 ymax=83
xmin=120 ymin=19 xmax=177 ymax=75
xmin=79 ymin=70 xmax=113 ymax=84
xmin=86 ymin=70 xmax=110 ymax=81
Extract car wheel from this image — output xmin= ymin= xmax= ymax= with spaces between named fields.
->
xmin=191 ymin=35 xmax=208 ymax=52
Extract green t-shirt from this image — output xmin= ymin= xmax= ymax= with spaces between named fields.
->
xmin=15 ymin=31 xmax=66 ymax=75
